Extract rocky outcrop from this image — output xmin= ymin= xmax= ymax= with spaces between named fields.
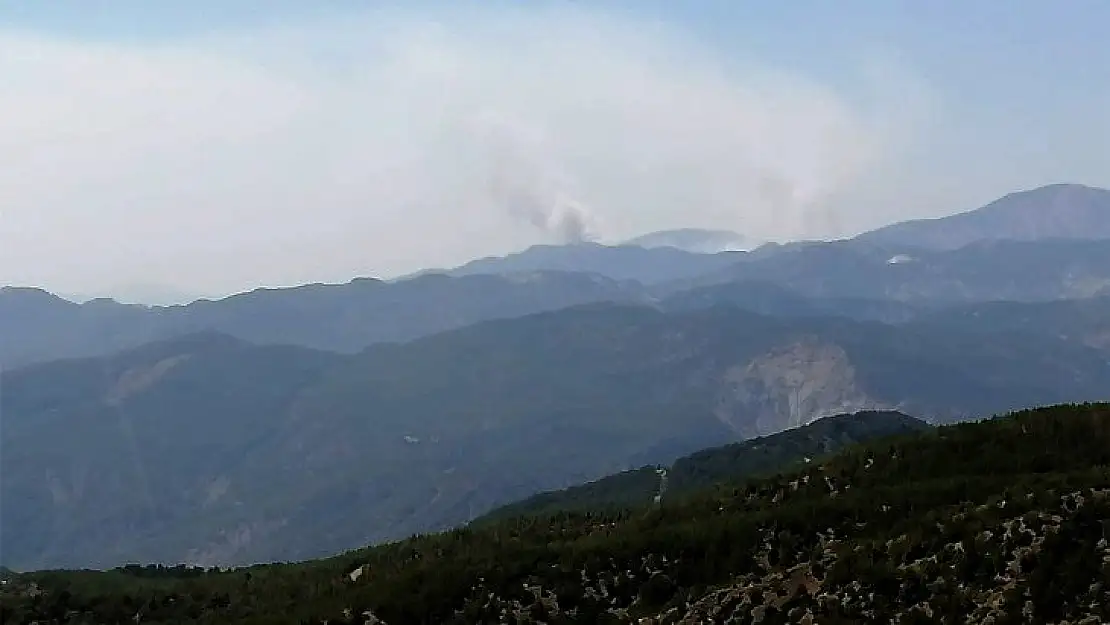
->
xmin=105 ymin=355 xmax=191 ymax=405
xmin=712 ymin=337 xmax=894 ymax=437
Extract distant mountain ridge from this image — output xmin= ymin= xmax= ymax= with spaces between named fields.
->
xmin=622 ymin=228 xmax=762 ymax=253
xmin=0 ymin=272 xmax=648 ymax=367
xmin=8 ymin=235 xmax=1110 ymax=368
xmin=684 ymin=237 xmax=1110 ymax=303
xmin=64 ymin=283 xmax=206 ymax=306
xmin=420 ymin=183 xmax=1110 ymax=281
xmin=442 ymin=241 xmax=743 ymax=284
xmin=854 ymin=183 xmax=1110 ymax=250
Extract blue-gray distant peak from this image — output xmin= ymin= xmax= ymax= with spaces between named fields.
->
xmin=623 ymin=229 xmax=762 ymax=253
xmin=855 ymin=183 xmax=1110 ymax=250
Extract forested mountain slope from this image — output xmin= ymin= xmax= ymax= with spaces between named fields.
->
xmin=4 ymin=403 xmax=1109 ymax=624
xmin=479 ymin=410 xmax=930 ymax=522
xmin=5 ymin=305 xmax=1109 ymax=570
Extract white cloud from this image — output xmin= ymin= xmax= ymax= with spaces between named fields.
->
xmin=0 ymin=6 xmax=934 ymax=298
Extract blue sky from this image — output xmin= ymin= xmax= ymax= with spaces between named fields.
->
xmin=9 ymin=1 xmax=1107 ymax=92
xmin=1 ymin=1 xmax=1107 ymax=299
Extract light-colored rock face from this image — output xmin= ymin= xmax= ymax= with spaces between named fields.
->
xmin=1063 ymin=276 xmax=1110 ymax=299
xmin=713 ymin=338 xmax=891 ymax=437
xmin=1084 ymin=329 xmax=1110 ymax=350
xmin=104 ymin=355 xmax=191 ymax=405
xmin=203 ymin=476 xmax=232 ymax=508
xmin=184 ymin=519 xmax=289 ymax=568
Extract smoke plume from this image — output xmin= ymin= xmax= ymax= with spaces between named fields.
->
xmin=470 ymin=111 xmax=599 ymax=244
xmin=0 ymin=6 xmax=937 ymax=296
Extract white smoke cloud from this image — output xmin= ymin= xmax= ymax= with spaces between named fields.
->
xmin=0 ymin=6 xmax=934 ymax=298
xmin=467 ymin=110 xmax=600 ymax=243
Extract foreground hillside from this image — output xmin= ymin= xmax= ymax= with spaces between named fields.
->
xmin=479 ymin=411 xmax=930 ymax=522
xmin=3 ymin=403 xmax=1109 ymax=624
xmin=5 ymin=304 xmax=1110 ymax=570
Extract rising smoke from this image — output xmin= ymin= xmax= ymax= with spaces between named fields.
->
xmin=467 ymin=111 xmax=599 ymax=244
xmin=0 ymin=6 xmax=937 ymax=296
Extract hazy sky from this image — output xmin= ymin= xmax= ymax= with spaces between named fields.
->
xmin=2 ymin=1 xmax=1108 ymax=301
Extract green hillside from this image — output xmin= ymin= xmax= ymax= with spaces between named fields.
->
xmin=3 ymin=403 xmax=1109 ymax=624
xmin=479 ymin=410 xmax=930 ymax=522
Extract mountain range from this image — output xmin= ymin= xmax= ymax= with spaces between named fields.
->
xmin=4 ymin=302 xmax=1110 ymax=570
xmin=0 ymin=272 xmax=647 ymax=368
xmin=4 ymin=184 xmax=1110 ymax=370
xmin=3 ymin=182 xmax=1110 ymax=573
xmin=5 ymin=236 xmax=1110 ymax=369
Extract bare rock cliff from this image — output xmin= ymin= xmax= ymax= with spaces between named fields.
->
xmin=712 ymin=337 xmax=894 ymax=437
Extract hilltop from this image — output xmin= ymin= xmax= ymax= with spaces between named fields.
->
xmin=622 ymin=228 xmax=761 ymax=253
xmin=853 ymin=183 xmax=1110 ymax=250
xmin=478 ymin=410 xmax=930 ymax=522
